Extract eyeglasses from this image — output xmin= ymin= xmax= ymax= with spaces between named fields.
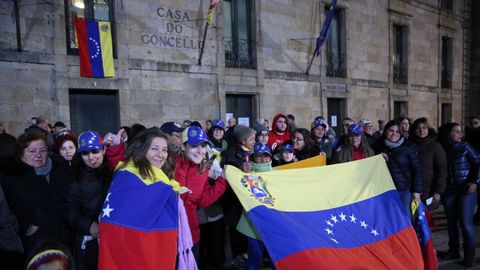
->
xmin=26 ymin=148 xmax=48 ymax=155
xmin=80 ymin=149 xmax=102 ymax=156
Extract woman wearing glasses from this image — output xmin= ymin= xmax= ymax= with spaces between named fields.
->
xmin=63 ymin=130 xmax=117 ymax=270
xmin=1 ymin=130 xmax=72 ymax=253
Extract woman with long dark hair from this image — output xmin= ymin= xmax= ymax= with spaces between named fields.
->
xmin=437 ymin=122 xmax=480 ymax=267
xmin=332 ymin=124 xmax=374 ymax=164
xmin=98 ymin=127 xmax=195 ymax=270
xmin=292 ymin=128 xmax=315 ymax=161
xmin=372 ymin=120 xmax=423 ymax=220
xmin=63 ymin=131 xmax=114 ymax=270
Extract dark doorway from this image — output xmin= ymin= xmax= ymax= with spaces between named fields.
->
xmin=69 ymin=89 xmax=120 ymax=135
xmin=394 ymin=101 xmax=408 ymax=119
xmin=226 ymin=94 xmax=255 ymax=127
xmin=441 ymin=103 xmax=452 ymax=125
xmin=327 ymin=98 xmax=346 ymax=135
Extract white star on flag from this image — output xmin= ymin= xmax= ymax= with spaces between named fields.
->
xmin=339 ymin=212 xmax=346 ymax=221
xmin=326 ymin=220 xmax=334 ymax=227
xmin=331 ymin=238 xmax=339 ymax=244
xmin=330 ymin=215 xmax=338 ymax=223
xmin=349 ymin=214 xmax=357 ymax=223
xmin=105 ymin=192 xmax=111 ymax=202
xmin=370 ymin=229 xmax=379 ymax=237
xmin=360 ymin=221 xmax=368 ymax=229
xmin=102 ymin=204 xmax=114 ymax=218
xmin=324 ymin=228 xmax=333 ymax=235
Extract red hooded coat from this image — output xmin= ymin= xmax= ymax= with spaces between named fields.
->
xmin=267 ymin=113 xmax=291 ymax=151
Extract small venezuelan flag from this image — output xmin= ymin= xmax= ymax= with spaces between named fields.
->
xmin=74 ymin=17 xmax=115 ymax=78
xmin=226 ymin=155 xmax=424 ymax=269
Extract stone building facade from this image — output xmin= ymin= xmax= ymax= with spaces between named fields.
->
xmin=0 ymin=0 xmax=469 ymax=136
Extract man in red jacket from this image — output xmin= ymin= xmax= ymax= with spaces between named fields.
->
xmin=267 ymin=113 xmax=291 ymax=151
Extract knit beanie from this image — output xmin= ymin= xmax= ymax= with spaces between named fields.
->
xmin=233 ymin=125 xmax=255 ymax=142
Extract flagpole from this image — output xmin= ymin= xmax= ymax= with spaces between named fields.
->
xmin=198 ymin=21 xmax=209 ymax=65
xmin=14 ymin=0 xmax=22 ymax=52
xmin=306 ymin=51 xmax=316 ymax=75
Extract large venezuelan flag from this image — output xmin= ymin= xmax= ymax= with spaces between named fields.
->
xmin=226 ymin=155 xmax=424 ymax=269
xmin=74 ymin=17 xmax=115 ymax=78
xmin=98 ymin=170 xmax=178 ymax=270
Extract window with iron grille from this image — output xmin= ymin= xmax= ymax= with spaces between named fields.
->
xmin=223 ymin=0 xmax=255 ymax=69
xmin=326 ymin=8 xmax=346 ymax=78
xmin=393 ymin=24 xmax=408 ymax=84
xmin=65 ymin=0 xmax=117 ymax=57
xmin=441 ymin=36 xmax=452 ymax=89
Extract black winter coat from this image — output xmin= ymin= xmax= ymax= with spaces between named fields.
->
xmin=220 ymin=145 xmax=248 ymax=226
xmin=412 ymin=135 xmax=447 ymax=199
xmin=63 ymin=163 xmax=112 ymax=243
xmin=0 ymin=159 xmax=72 ymax=251
xmin=444 ymin=142 xmax=480 ymax=186
xmin=373 ymin=139 xmax=424 ymax=193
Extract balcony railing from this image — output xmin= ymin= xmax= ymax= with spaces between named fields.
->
xmin=393 ymin=63 xmax=408 ymax=84
xmin=326 ymin=53 xmax=346 ymax=78
xmin=224 ymin=38 xmax=255 ymax=69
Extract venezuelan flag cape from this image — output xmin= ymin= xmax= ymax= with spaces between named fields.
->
xmin=226 ymin=155 xmax=424 ymax=269
xmin=74 ymin=17 xmax=115 ymax=78
xmin=98 ymin=168 xmax=178 ymax=270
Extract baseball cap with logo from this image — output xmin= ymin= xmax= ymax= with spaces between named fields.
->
xmin=313 ymin=118 xmax=328 ymax=129
xmin=78 ymin=131 xmax=103 ymax=153
xmin=182 ymin=126 xmax=211 ymax=146
xmin=211 ymin=119 xmax=225 ymax=130
xmin=160 ymin=122 xmax=184 ymax=135
xmin=279 ymin=144 xmax=294 ymax=153
xmin=253 ymin=142 xmax=272 ymax=156
xmin=348 ymin=124 xmax=363 ymax=136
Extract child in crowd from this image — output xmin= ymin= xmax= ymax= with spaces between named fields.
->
xmin=272 ymin=144 xmax=297 ymax=167
xmin=237 ymin=142 xmax=276 ymax=270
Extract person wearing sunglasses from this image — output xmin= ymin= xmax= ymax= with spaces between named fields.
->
xmin=63 ymin=131 xmax=115 ymax=270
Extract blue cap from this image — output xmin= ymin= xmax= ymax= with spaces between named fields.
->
xmin=280 ymin=144 xmax=294 ymax=153
xmin=253 ymin=143 xmax=272 ymax=156
xmin=211 ymin=119 xmax=225 ymax=129
xmin=78 ymin=131 xmax=103 ymax=153
xmin=160 ymin=122 xmax=184 ymax=135
xmin=313 ymin=119 xmax=327 ymax=128
xmin=348 ymin=124 xmax=363 ymax=136
xmin=182 ymin=126 xmax=211 ymax=146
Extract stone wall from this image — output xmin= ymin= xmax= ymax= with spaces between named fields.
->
xmin=0 ymin=0 xmax=468 ymax=136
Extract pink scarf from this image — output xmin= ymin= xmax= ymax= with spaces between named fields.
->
xmin=177 ymin=198 xmax=198 ymax=270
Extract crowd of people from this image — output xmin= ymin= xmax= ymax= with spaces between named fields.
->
xmin=0 ymin=113 xmax=479 ymax=270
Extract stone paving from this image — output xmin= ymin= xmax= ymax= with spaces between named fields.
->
xmin=432 ymin=206 xmax=480 ymax=270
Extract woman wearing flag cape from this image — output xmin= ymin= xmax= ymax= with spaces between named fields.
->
xmin=98 ymin=127 xmax=197 ymax=270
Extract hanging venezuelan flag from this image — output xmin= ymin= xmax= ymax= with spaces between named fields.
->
xmin=74 ymin=17 xmax=115 ymax=78
xmin=225 ymin=155 xmax=424 ymax=269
